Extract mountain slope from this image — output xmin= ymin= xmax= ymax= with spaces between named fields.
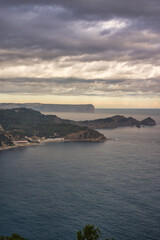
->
xmin=0 ymin=108 xmax=106 ymax=147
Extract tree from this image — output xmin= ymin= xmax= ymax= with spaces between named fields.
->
xmin=0 ymin=233 xmax=27 ymax=240
xmin=76 ymin=224 xmax=114 ymax=240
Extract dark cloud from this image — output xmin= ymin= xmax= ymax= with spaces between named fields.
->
xmin=0 ymin=0 xmax=160 ymax=18
xmin=0 ymin=1 xmax=159 ymax=64
xmin=0 ymin=77 xmax=159 ymax=96
xmin=0 ymin=77 xmax=125 ymax=85
xmin=0 ymin=0 xmax=160 ymax=100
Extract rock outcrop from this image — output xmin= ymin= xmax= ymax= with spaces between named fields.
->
xmin=0 ymin=132 xmax=14 ymax=148
xmin=64 ymin=129 xmax=106 ymax=142
xmin=140 ymin=117 xmax=156 ymax=126
xmin=76 ymin=115 xmax=156 ymax=129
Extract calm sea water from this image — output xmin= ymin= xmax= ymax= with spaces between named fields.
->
xmin=0 ymin=109 xmax=160 ymax=240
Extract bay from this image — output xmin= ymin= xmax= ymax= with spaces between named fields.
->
xmin=0 ymin=109 xmax=160 ymax=240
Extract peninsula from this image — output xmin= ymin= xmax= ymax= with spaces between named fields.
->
xmin=0 ymin=108 xmax=156 ymax=150
xmin=0 ymin=108 xmax=105 ymax=150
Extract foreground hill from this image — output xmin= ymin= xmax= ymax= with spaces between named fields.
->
xmin=0 ymin=108 xmax=106 ymax=148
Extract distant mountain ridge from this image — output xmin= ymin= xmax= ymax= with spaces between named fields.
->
xmin=0 ymin=103 xmax=95 ymax=113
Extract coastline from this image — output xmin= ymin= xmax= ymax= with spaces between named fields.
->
xmin=0 ymin=138 xmax=65 ymax=152
xmin=0 ymin=142 xmax=40 ymax=152
xmin=0 ymin=136 xmax=107 ymax=152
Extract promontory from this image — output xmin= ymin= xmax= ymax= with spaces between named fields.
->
xmin=0 ymin=108 xmax=105 ymax=149
xmin=0 ymin=108 xmax=156 ymax=150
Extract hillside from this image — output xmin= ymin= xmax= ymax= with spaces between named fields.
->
xmin=0 ymin=108 xmax=106 ymax=148
xmin=0 ymin=108 xmax=156 ymax=149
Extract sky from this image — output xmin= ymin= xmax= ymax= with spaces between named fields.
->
xmin=0 ymin=0 xmax=160 ymax=108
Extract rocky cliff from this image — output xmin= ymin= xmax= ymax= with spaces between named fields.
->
xmin=64 ymin=129 xmax=106 ymax=142
xmin=76 ymin=115 xmax=156 ymax=129
xmin=0 ymin=132 xmax=14 ymax=147
xmin=140 ymin=117 xmax=156 ymax=126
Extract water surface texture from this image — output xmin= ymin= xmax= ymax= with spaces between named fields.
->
xmin=0 ymin=109 xmax=160 ymax=240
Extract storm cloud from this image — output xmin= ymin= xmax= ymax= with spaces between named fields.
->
xmin=1 ymin=77 xmax=160 ymax=97
xmin=0 ymin=0 xmax=160 ymax=103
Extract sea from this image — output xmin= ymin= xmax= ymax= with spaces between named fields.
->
xmin=0 ymin=109 xmax=160 ymax=240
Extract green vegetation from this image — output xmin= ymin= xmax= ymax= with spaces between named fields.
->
xmin=0 ymin=233 xmax=27 ymax=240
xmin=0 ymin=107 xmax=106 ymax=147
xmin=77 ymin=224 xmax=114 ymax=240
xmin=0 ymin=225 xmax=113 ymax=240
xmin=0 ymin=108 xmax=86 ymax=139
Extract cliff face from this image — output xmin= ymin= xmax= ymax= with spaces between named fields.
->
xmin=64 ymin=129 xmax=106 ymax=142
xmin=0 ymin=132 xmax=14 ymax=147
xmin=76 ymin=115 xmax=156 ymax=129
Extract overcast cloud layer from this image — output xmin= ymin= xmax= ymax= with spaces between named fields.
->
xmin=0 ymin=0 xmax=160 ymax=106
